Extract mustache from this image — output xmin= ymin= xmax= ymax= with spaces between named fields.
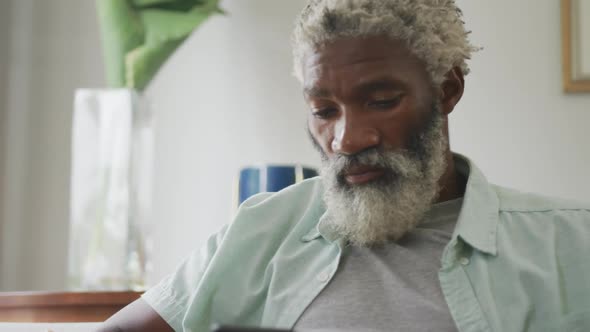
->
xmin=331 ymin=148 xmax=390 ymax=174
xmin=325 ymin=148 xmax=423 ymax=186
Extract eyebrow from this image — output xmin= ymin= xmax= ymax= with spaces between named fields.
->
xmin=304 ymin=78 xmax=407 ymax=99
xmin=303 ymin=86 xmax=331 ymax=99
xmin=355 ymin=79 xmax=407 ymax=95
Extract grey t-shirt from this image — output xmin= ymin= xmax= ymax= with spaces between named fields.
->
xmin=294 ymin=198 xmax=463 ymax=332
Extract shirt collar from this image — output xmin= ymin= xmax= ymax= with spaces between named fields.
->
xmin=452 ymin=153 xmax=499 ymax=256
xmin=300 ymin=196 xmax=337 ymax=243
xmin=302 ymin=153 xmax=500 ymax=256
xmin=301 ymin=202 xmax=331 ymax=243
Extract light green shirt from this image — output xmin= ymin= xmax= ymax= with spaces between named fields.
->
xmin=142 ymin=155 xmax=590 ymax=332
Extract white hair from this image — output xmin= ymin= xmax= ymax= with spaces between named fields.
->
xmin=292 ymin=0 xmax=479 ymax=86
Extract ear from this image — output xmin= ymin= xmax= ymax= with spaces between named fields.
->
xmin=439 ymin=67 xmax=465 ymax=115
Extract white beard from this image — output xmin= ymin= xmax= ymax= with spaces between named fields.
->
xmin=319 ymin=111 xmax=448 ymax=247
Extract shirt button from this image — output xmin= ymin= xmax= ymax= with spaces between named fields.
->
xmin=459 ymin=257 xmax=470 ymax=266
xmin=318 ymin=270 xmax=331 ymax=283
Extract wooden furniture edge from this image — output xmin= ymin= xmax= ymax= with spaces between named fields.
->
xmin=0 ymin=291 xmax=143 ymax=308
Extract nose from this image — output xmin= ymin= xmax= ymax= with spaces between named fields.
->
xmin=331 ymin=113 xmax=380 ymax=155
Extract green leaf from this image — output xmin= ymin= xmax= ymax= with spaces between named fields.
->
xmin=96 ymin=0 xmax=223 ymax=91
xmin=125 ymin=39 xmax=184 ymax=90
xmin=96 ymin=0 xmax=144 ymax=88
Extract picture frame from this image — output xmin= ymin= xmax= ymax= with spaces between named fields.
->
xmin=561 ymin=0 xmax=590 ymax=92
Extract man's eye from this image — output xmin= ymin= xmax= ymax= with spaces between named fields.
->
xmin=368 ymin=96 xmax=403 ymax=109
xmin=312 ymin=108 xmax=338 ymax=119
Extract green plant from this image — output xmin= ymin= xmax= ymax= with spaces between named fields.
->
xmin=97 ymin=0 xmax=224 ymax=90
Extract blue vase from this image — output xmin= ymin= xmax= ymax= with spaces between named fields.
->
xmin=237 ymin=165 xmax=318 ymax=206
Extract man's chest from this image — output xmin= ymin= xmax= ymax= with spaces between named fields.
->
xmin=294 ymin=229 xmax=458 ymax=332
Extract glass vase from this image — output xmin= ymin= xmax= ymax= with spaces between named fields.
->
xmin=67 ymin=88 xmax=153 ymax=291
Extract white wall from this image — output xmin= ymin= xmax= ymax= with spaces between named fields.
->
xmin=0 ymin=0 xmax=105 ymax=291
xmin=1 ymin=0 xmax=35 ymax=291
xmin=452 ymin=0 xmax=590 ymax=201
xmin=0 ymin=0 xmax=11 ymax=288
xmin=1 ymin=0 xmax=589 ymax=290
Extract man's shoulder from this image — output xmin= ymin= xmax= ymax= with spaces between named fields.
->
xmin=489 ymin=185 xmax=590 ymax=257
xmin=492 ymin=184 xmax=590 ymax=215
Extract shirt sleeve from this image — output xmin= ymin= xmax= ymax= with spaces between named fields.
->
xmin=141 ymin=225 xmax=228 ymax=331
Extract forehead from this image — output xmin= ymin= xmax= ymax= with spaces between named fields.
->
xmin=302 ymin=36 xmax=430 ymax=94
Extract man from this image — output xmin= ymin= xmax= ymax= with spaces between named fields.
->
xmin=98 ymin=0 xmax=590 ymax=331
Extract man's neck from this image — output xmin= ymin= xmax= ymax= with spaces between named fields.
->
xmin=436 ymin=151 xmax=467 ymax=203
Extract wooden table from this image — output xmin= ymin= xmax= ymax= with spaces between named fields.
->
xmin=0 ymin=291 xmax=142 ymax=322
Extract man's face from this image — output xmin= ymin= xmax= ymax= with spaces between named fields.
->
xmin=304 ymin=35 xmax=437 ymax=168
xmin=302 ymin=36 xmax=448 ymax=246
